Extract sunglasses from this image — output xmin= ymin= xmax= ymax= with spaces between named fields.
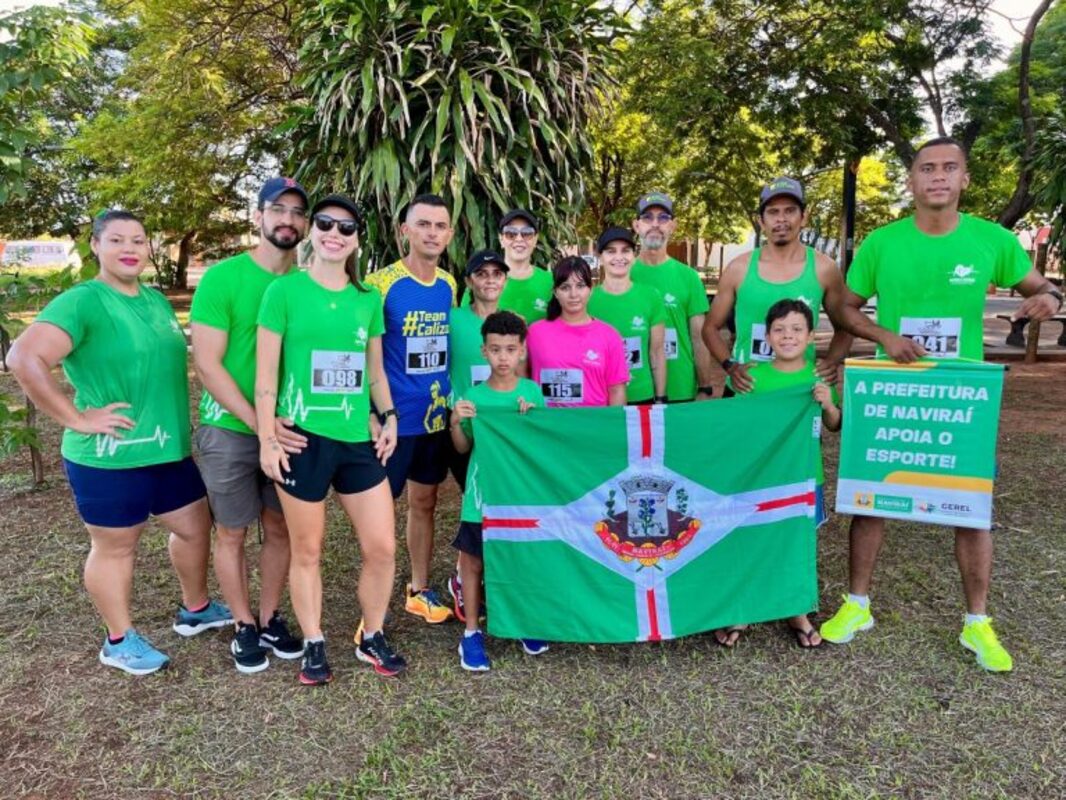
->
xmin=638 ymin=212 xmax=673 ymax=224
xmin=313 ymin=214 xmax=358 ymax=237
xmin=501 ymin=226 xmax=536 ymax=240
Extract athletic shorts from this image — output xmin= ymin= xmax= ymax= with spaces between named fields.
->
xmin=195 ymin=425 xmax=281 ymax=528
xmin=384 ymin=431 xmax=454 ymax=498
xmin=64 ymin=456 xmax=206 ymax=528
xmin=451 ymin=521 xmax=483 ymax=559
xmin=279 ymin=426 xmax=386 ymax=503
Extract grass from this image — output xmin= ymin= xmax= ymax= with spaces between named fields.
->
xmin=0 ymin=365 xmax=1064 ymax=799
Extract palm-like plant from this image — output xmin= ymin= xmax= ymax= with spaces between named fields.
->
xmin=291 ymin=0 xmax=624 ymax=273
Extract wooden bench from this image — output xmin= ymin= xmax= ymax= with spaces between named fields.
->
xmin=995 ymin=314 xmax=1066 ymax=347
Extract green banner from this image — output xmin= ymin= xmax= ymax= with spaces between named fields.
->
xmin=474 ymin=389 xmax=819 ymax=643
xmin=835 ymin=357 xmax=1004 ymax=530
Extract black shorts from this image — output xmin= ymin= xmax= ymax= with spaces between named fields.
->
xmin=451 ymin=521 xmax=483 ymax=559
xmin=279 ymin=426 xmax=386 ymax=503
xmin=384 ymin=431 xmax=458 ymax=498
xmin=63 ymin=457 xmax=206 ymax=528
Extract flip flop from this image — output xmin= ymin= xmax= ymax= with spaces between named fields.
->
xmin=789 ymin=624 xmax=823 ymax=649
xmin=714 ymin=625 xmax=747 ymax=648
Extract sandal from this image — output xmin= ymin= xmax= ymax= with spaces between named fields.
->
xmin=714 ymin=625 xmax=747 ymax=648
xmin=788 ymin=620 xmax=823 ymax=649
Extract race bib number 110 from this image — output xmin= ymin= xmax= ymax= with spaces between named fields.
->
xmin=406 ymin=335 xmax=448 ymax=374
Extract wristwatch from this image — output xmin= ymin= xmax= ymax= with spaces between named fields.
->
xmin=379 ymin=408 xmax=398 ymax=422
xmin=720 ymin=359 xmax=736 ymax=374
xmin=1046 ymin=288 xmax=1064 ymax=310
xmin=653 ymin=395 xmax=668 ymax=404
xmin=697 ymin=385 xmax=715 ymax=397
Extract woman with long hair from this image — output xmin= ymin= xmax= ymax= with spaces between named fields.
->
xmin=256 ymin=194 xmax=405 ymax=685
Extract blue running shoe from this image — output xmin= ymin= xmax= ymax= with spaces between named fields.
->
xmin=520 ymin=639 xmax=549 ymax=656
xmin=99 ymin=629 xmax=170 ymax=675
xmin=458 ymin=631 xmax=491 ymax=672
xmin=172 ymin=599 xmax=233 ymax=637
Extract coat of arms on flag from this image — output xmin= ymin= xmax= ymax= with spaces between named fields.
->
xmin=474 ymin=387 xmax=821 ymax=644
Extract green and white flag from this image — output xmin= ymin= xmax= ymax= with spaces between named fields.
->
xmin=836 ymin=358 xmax=1004 ymax=530
xmin=475 ymin=389 xmax=819 ymax=643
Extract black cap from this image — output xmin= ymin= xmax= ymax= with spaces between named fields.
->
xmin=758 ymin=177 xmax=805 ymax=213
xmin=311 ymin=194 xmax=362 ymax=223
xmin=499 ymin=209 xmax=539 ymax=231
xmin=259 ymin=177 xmax=308 ymax=208
xmin=596 ymin=226 xmax=637 ymax=253
xmin=465 ymin=250 xmax=509 ymax=276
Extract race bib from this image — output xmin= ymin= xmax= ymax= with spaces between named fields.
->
xmin=624 ymin=336 xmax=643 ymax=369
xmin=311 ymin=350 xmax=365 ymax=394
xmin=664 ymin=328 xmax=679 ymax=361
xmin=899 ymin=317 xmax=961 ymax=358
xmin=406 ymin=335 xmax=448 ymax=374
xmin=470 ymin=364 xmax=490 ymax=386
xmin=540 ymin=368 xmax=584 ymax=404
xmin=749 ymin=323 xmax=774 ymax=362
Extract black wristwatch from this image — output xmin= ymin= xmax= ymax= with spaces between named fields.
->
xmin=653 ymin=395 xmax=668 ymax=404
xmin=379 ymin=408 xmax=398 ymax=423
xmin=1046 ymin=288 xmax=1064 ymax=310
xmin=720 ymin=358 xmax=736 ymax=374
xmin=697 ymin=385 xmax=715 ymax=397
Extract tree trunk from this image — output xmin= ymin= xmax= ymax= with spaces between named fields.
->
xmin=997 ymin=0 xmax=1054 ymax=230
xmin=176 ymin=230 xmax=197 ymax=290
xmin=1024 ymin=241 xmax=1049 ymax=364
xmin=27 ymin=398 xmax=44 ymax=486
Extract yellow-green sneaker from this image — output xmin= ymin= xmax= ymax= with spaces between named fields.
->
xmin=819 ymin=596 xmax=875 ymax=644
xmin=959 ymin=618 xmax=1013 ymax=673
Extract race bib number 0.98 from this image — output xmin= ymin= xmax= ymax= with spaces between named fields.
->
xmin=311 ymin=350 xmax=365 ymax=393
xmin=406 ymin=335 xmax=448 ymax=374
xmin=899 ymin=317 xmax=961 ymax=358
xmin=540 ymin=368 xmax=584 ymax=404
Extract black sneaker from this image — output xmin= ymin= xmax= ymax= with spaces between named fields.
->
xmin=356 ymin=630 xmax=407 ymax=677
xmin=230 ymin=622 xmax=269 ymax=674
xmin=259 ymin=611 xmax=303 ymax=660
xmin=299 ymin=640 xmax=332 ymax=686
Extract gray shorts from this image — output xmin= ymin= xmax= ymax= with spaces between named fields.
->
xmin=195 ymin=425 xmax=281 ymax=528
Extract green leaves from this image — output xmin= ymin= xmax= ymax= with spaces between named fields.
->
xmin=292 ymin=0 xmax=624 ymax=273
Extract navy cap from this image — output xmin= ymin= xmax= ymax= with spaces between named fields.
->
xmin=759 ymin=177 xmax=805 ymax=212
xmin=499 ymin=209 xmax=539 ymax=231
xmin=465 ymin=249 xmax=509 ymax=276
xmin=636 ymin=191 xmax=674 ymax=215
xmin=596 ymin=226 xmax=637 ymax=253
xmin=259 ymin=177 xmax=308 ymax=208
xmin=311 ymin=194 xmax=362 ymax=223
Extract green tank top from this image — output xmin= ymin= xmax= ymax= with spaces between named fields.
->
xmin=732 ymin=246 xmax=823 ymax=366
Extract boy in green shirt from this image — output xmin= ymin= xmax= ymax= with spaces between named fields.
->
xmin=449 ymin=311 xmax=546 ymax=671
xmin=726 ymin=298 xmax=840 ymax=649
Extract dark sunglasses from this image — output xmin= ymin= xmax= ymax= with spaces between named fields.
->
xmin=313 ymin=214 xmax=358 ymax=237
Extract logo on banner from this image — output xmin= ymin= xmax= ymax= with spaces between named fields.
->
xmin=593 ymin=475 xmax=701 ymax=569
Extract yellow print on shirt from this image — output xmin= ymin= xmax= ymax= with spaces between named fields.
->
xmin=423 ymin=380 xmax=449 ymax=433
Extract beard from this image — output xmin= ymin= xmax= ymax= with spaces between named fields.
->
xmin=640 ymin=232 xmax=666 ymax=249
xmin=264 ymin=224 xmax=301 ymax=251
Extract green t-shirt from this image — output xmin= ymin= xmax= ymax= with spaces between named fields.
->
xmin=746 ymin=362 xmax=837 ymax=483
xmin=588 ymin=282 xmax=667 ymax=402
xmin=448 ymin=305 xmax=490 ymax=404
xmin=257 ymin=271 xmax=384 ymax=443
xmin=459 ymin=377 xmax=545 ymax=523
xmin=36 ymin=280 xmax=191 ymax=468
xmin=733 ymin=247 xmax=823 ymax=366
xmin=631 ymin=257 xmax=710 ymax=401
xmin=461 ymin=266 xmax=553 ymax=322
xmin=190 ymin=252 xmax=291 ymax=434
xmin=847 ymin=214 xmax=1031 ymax=361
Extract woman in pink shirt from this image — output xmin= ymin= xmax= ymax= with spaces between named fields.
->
xmin=527 ymin=256 xmax=629 ymax=407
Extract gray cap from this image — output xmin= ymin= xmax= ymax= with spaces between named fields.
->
xmin=636 ymin=191 xmax=674 ymax=215
xmin=759 ymin=177 xmax=805 ymax=212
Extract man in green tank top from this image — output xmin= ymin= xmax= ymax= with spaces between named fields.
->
xmin=702 ymin=177 xmax=852 ymax=396
xmin=820 ymin=138 xmax=1063 ymax=673
xmin=630 ymin=192 xmax=715 ymax=401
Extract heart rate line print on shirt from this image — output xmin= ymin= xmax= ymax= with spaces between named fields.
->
xmin=476 ymin=388 xmax=819 ymax=643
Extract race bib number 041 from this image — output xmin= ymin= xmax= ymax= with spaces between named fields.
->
xmin=899 ymin=317 xmax=961 ymax=358
xmin=406 ymin=335 xmax=448 ymax=374
xmin=540 ymin=368 xmax=584 ymax=403
xmin=311 ymin=350 xmax=365 ymax=393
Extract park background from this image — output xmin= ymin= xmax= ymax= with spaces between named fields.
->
xmin=1 ymin=1 xmax=1065 ymax=798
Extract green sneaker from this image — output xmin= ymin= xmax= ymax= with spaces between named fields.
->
xmin=959 ymin=618 xmax=1013 ymax=673
xmin=819 ymin=596 xmax=874 ymax=644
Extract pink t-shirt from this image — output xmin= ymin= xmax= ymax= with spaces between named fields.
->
xmin=527 ymin=318 xmax=630 ymax=407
